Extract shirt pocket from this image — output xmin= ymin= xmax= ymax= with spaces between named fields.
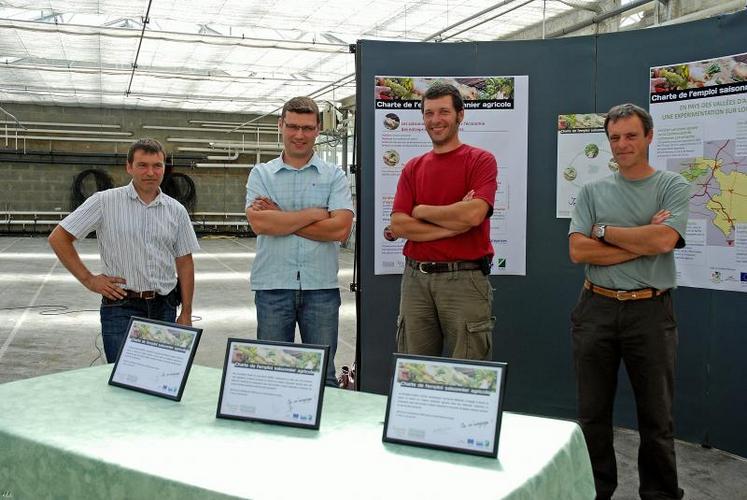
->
xmin=304 ymin=179 xmax=332 ymax=208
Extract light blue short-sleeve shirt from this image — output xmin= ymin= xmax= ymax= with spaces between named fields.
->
xmin=245 ymin=154 xmax=354 ymax=290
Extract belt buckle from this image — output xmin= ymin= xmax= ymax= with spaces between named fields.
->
xmin=418 ymin=262 xmax=430 ymax=274
xmin=141 ymin=291 xmax=156 ymax=300
xmin=615 ymin=290 xmax=630 ymax=301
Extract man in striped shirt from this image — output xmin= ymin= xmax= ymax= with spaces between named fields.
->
xmin=245 ymin=97 xmax=354 ymax=387
xmin=49 ymin=138 xmax=200 ymax=363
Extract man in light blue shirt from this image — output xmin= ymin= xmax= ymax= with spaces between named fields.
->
xmin=245 ymin=96 xmax=354 ymax=387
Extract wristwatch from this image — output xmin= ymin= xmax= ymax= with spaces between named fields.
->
xmin=593 ymin=224 xmax=607 ymax=241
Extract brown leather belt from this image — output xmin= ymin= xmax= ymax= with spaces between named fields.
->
xmin=123 ymin=290 xmax=157 ymax=300
xmin=406 ymin=257 xmax=482 ymax=274
xmin=584 ymin=279 xmax=666 ymax=301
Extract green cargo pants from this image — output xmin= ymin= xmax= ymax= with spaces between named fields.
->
xmin=396 ymin=265 xmax=495 ymax=360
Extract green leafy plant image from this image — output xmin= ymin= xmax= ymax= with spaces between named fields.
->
xmin=381 ymin=78 xmax=416 ymax=99
xmin=651 ymin=55 xmax=747 ymax=92
xmin=660 ymin=66 xmax=689 ymax=89
xmin=480 ymin=77 xmax=514 ymax=100
xmin=397 ymin=362 xmax=497 ymax=390
xmin=375 ymin=76 xmax=515 ymax=102
xmin=232 ymin=345 xmax=256 ymax=364
xmin=131 ymin=323 xmax=152 ymax=339
xmin=584 ymin=144 xmax=600 ymax=158
xmin=563 ymin=166 xmax=578 ymax=182
xmin=232 ymin=345 xmax=321 ymax=370
xmin=558 ymin=114 xmax=578 ymax=130
xmin=171 ymin=331 xmax=195 ymax=349
xmin=129 ymin=322 xmax=193 ymax=348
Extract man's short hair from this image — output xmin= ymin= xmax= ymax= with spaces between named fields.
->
xmin=604 ymin=103 xmax=653 ymax=136
xmin=422 ymin=82 xmax=464 ymax=113
xmin=127 ymin=138 xmax=166 ymax=164
xmin=281 ymin=96 xmax=321 ymax=124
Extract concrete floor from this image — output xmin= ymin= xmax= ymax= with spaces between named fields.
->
xmin=0 ymin=235 xmax=356 ymax=383
xmin=1 ymin=235 xmax=746 ymax=499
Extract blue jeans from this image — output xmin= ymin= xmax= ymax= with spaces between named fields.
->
xmin=100 ymin=293 xmax=178 ymax=363
xmin=255 ymin=289 xmax=341 ymax=387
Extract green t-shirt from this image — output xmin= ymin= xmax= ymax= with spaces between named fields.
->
xmin=569 ymin=170 xmax=690 ymax=290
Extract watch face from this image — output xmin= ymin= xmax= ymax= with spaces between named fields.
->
xmin=594 ymin=225 xmax=604 ymax=238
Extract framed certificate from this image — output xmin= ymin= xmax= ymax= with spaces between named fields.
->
xmin=383 ymin=354 xmax=508 ymax=458
xmin=108 ymin=316 xmax=202 ymax=401
xmin=216 ymin=339 xmax=328 ymax=430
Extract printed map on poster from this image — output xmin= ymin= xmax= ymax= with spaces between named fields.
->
xmin=649 ymin=52 xmax=747 ymax=291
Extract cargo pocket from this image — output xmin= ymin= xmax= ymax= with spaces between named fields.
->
xmin=396 ymin=315 xmax=406 ymax=353
xmin=464 ymin=317 xmax=495 ymax=360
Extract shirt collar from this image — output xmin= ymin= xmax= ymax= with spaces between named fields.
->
xmin=271 ymin=153 xmax=322 ymax=173
xmin=126 ymin=181 xmax=163 ymax=206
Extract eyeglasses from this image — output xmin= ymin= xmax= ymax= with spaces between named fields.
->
xmin=283 ymin=122 xmax=317 ymax=133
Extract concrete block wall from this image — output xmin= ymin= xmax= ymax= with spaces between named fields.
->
xmin=0 ymin=103 xmax=280 ymax=214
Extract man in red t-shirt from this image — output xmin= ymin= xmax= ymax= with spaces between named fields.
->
xmin=389 ymin=82 xmax=497 ymax=360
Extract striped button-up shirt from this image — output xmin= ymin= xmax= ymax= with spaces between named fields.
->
xmin=60 ymin=182 xmax=200 ymax=295
xmin=245 ymin=154 xmax=354 ymax=290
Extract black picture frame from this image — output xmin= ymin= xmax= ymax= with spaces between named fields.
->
xmin=216 ymin=338 xmax=329 ymax=430
xmin=382 ymin=353 xmax=508 ymax=458
xmin=108 ymin=316 xmax=202 ymax=402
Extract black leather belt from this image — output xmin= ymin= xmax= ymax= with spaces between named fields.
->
xmin=123 ymin=290 xmax=158 ymax=300
xmin=406 ymin=257 xmax=483 ymax=274
xmin=102 ymin=290 xmax=158 ymax=304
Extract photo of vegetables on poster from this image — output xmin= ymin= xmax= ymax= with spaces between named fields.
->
xmin=373 ymin=75 xmax=529 ymax=276
xmin=383 ymin=355 xmax=507 ymax=458
xmin=649 ymin=51 xmax=747 ymax=292
xmin=216 ymin=339 xmax=328 ymax=429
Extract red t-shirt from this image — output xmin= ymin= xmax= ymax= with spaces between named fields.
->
xmin=392 ymin=144 xmax=498 ymax=262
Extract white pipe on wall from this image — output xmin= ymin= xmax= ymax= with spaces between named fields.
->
xmin=207 ymin=152 xmax=240 ymax=160
xmin=0 ymin=120 xmax=120 ymax=128
xmin=193 ymin=163 xmax=254 ymax=168
xmin=6 ymin=135 xmax=134 ymax=143
xmin=3 ymin=127 xmax=131 ymax=136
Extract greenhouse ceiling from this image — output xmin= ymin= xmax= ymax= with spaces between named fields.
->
xmin=0 ymin=1 xmax=599 ymax=113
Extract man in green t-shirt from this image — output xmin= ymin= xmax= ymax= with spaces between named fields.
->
xmin=568 ymin=103 xmax=689 ymax=500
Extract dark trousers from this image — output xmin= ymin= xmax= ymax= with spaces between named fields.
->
xmin=571 ymin=288 xmax=684 ymax=500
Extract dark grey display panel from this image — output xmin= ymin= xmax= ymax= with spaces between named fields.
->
xmin=355 ymin=11 xmax=747 ymax=458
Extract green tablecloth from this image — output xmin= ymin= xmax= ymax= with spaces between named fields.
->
xmin=0 ymin=365 xmax=594 ymax=499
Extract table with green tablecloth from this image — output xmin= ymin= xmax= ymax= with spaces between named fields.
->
xmin=0 ymin=365 xmax=594 ymax=499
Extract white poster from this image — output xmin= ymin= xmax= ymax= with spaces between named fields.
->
xmin=649 ymin=53 xmax=747 ymax=292
xmin=373 ymin=76 xmax=529 ymax=275
xmin=383 ymin=355 xmax=507 ymax=458
xmin=556 ymin=113 xmax=617 ymax=218
xmin=109 ymin=317 xmax=202 ymax=401
xmin=217 ymin=340 xmax=327 ymax=429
